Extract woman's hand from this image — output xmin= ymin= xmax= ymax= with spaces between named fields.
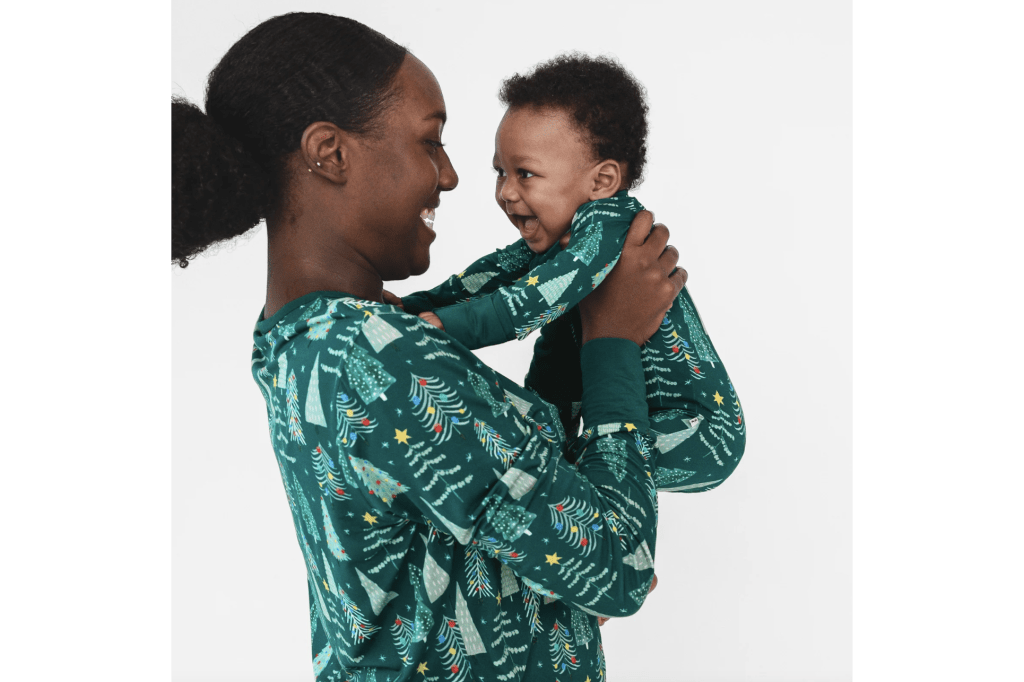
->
xmin=579 ymin=211 xmax=686 ymax=346
xmin=598 ymin=573 xmax=658 ymax=626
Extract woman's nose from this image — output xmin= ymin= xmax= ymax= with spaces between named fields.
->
xmin=439 ymin=149 xmax=458 ymax=191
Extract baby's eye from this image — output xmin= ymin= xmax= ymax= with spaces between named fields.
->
xmin=518 ymin=169 xmax=535 ymax=179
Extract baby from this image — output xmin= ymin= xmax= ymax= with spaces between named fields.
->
xmin=403 ymin=53 xmax=745 ymax=491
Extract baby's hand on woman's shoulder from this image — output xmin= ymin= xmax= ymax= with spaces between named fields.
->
xmin=418 ymin=311 xmax=445 ymax=330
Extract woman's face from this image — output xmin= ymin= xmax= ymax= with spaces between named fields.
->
xmin=352 ymin=54 xmax=459 ymax=280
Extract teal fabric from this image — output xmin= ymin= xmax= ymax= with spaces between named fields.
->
xmin=406 ymin=192 xmax=747 ymax=492
xmin=252 ymin=292 xmax=657 ymax=681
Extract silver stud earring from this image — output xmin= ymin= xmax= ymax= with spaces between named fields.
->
xmin=316 ymin=162 xmax=322 ymax=167
xmin=308 ymin=168 xmax=312 ymax=172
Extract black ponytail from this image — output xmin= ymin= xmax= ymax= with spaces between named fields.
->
xmin=172 ymin=13 xmax=408 ymax=267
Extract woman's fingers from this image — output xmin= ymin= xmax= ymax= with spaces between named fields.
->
xmin=659 ymin=244 xmax=680 ymax=275
xmin=624 ymin=210 xmax=655 ymax=246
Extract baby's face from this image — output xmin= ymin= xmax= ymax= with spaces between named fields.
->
xmin=493 ymin=106 xmax=595 ymax=253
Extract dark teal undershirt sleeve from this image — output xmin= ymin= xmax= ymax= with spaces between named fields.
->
xmin=580 ymin=337 xmax=650 ymax=432
xmin=434 ymin=294 xmax=517 ymax=349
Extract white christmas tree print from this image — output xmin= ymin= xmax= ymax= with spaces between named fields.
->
xmin=499 ymin=467 xmax=538 ymax=501
xmin=502 ymin=390 xmax=533 ymax=418
xmin=361 ymin=313 xmax=403 ymax=353
xmin=332 ymin=584 xmax=379 ymax=645
xmin=678 ymin=291 xmax=720 ymax=364
xmin=311 ymin=642 xmax=333 ymax=676
xmin=486 ymin=500 xmax=536 ymax=542
xmin=651 ymin=415 xmax=702 ymax=454
xmin=461 ymin=271 xmax=498 ymax=294
xmin=311 ymin=443 xmax=353 ymax=500
xmin=423 ymin=500 xmax=473 ymax=545
xmin=286 ymin=371 xmax=306 ymax=445
xmin=498 ymin=242 xmax=532 ymax=272
xmin=277 ymin=351 xmax=288 ymax=392
xmin=455 ymin=583 xmax=487 ymax=654
xmin=476 ymin=534 xmax=526 ymax=564
xmin=621 ymin=540 xmax=655 ymax=571
xmin=409 ymin=374 xmax=471 ymax=444
xmin=654 ymin=467 xmax=698 ymax=491
xmin=348 ymin=455 xmax=408 ymax=506
xmin=514 ymin=303 xmax=568 ymax=339
xmin=304 ymin=353 xmax=328 ymax=427
xmin=548 ymin=619 xmax=581 ymax=672
xmin=407 ymin=564 xmax=435 ymax=642
xmin=436 ymin=612 xmax=473 ymax=682
xmin=304 ymin=313 xmax=334 ymax=341
xmin=321 ymin=550 xmax=340 ymax=595
xmin=567 ymin=222 xmax=602 ymax=265
xmin=548 ymin=496 xmax=601 ymax=555
xmin=571 ymin=609 xmax=593 ymax=650
xmin=345 ymin=345 xmax=396 ymax=404
xmin=536 ymin=269 xmax=578 ymax=305
xmin=335 ymin=392 xmax=377 ymax=448
xmin=522 ymin=583 xmax=542 ymax=636
xmin=473 ymin=418 xmax=522 ymax=469
xmin=591 ymin=436 xmax=628 ymax=482
xmin=296 ymin=479 xmax=321 ymax=541
xmin=642 ymin=345 xmax=684 ymax=402
xmin=355 ymin=567 xmax=399 ymax=615
xmin=420 ymin=535 xmax=451 ymax=602
xmin=467 ymin=370 xmax=509 ymax=417
xmin=390 ymin=614 xmax=415 ymax=659
xmin=465 ymin=541 xmax=494 ymax=598
xmin=321 ymin=497 xmax=348 ymax=562
xmin=500 ymin=563 xmax=519 ymax=597
xmin=590 ymin=255 xmax=620 ymax=289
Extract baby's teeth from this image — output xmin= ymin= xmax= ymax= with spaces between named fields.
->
xmin=420 ymin=208 xmax=435 ymax=228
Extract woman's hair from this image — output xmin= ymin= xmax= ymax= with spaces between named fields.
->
xmin=499 ymin=53 xmax=649 ymax=189
xmin=172 ymin=13 xmax=407 ymax=267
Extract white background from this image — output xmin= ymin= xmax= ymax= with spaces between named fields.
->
xmin=172 ymin=2 xmax=849 ymax=680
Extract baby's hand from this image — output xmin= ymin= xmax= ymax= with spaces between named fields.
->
xmin=418 ymin=311 xmax=445 ymax=330
xmin=382 ymin=289 xmax=405 ymax=310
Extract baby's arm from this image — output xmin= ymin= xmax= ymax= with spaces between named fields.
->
xmin=433 ymin=194 xmax=641 ymax=350
xmin=401 ymin=239 xmax=535 ymax=315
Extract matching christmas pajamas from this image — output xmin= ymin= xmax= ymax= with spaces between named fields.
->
xmin=403 ymin=191 xmax=747 ymax=492
xmin=252 ymin=292 xmax=661 ymax=681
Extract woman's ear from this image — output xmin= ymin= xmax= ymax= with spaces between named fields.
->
xmin=588 ymin=160 xmax=624 ymax=200
xmin=300 ymin=121 xmax=352 ymax=185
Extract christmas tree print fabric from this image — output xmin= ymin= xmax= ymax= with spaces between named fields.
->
xmin=252 ymin=293 xmax=658 ymax=681
xmin=403 ymin=191 xmax=747 ymax=491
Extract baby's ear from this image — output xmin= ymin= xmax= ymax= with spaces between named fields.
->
xmin=589 ymin=160 xmax=624 ymax=200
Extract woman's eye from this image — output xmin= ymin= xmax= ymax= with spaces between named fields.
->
xmin=426 ymin=140 xmax=444 ymax=153
xmin=493 ymin=167 xmax=505 ymax=177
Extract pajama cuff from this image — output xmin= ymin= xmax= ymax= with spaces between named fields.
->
xmin=434 ymin=296 xmax=516 ymax=350
xmin=580 ymin=338 xmax=650 ymax=432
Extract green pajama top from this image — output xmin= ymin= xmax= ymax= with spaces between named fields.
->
xmin=404 ymin=192 xmax=747 ymax=492
xmin=252 ymin=292 xmax=659 ymax=682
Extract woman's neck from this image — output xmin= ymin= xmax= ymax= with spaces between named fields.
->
xmin=264 ymin=215 xmax=384 ymax=318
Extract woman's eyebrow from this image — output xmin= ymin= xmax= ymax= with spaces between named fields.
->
xmin=423 ymin=109 xmax=447 ymax=124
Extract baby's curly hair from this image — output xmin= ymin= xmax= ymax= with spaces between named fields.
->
xmin=499 ymin=53 xmax=649 ymax=189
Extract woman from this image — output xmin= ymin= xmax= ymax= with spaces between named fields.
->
xmin=173 ymin=13 xmax=684 ymax=681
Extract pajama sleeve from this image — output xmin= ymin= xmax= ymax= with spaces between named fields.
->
xmin=345 ymin=307 xmax=658 ymax=618
xmin=401 ymin=239 xmax=536 ymax=315
xmin=432 ymin=193 xmax=640 ymax=350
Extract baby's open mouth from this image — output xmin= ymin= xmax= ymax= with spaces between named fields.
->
xmin=512 ymin=214 xmax=540 ymax=236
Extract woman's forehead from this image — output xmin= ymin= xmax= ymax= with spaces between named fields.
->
xmin=393 ymin=54 xmax=446 ymax=119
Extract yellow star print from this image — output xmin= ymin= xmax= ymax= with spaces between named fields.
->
xmin=417 ymin=662 xmax=429 ymax=675
xmin=363 ymin=512 xmax=378 ymax=525
xmin=624 ymin=423 xmax=636 ymax=432
xmin=526 ymin=275 xmax=540 ymax=286
xmin=394 ymin=428 xmax=410 ymax=445
xmin=713 ymin=391 xmax=724 ymax=406
xmin=545 ymin=553 xmax=561 ymax=565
